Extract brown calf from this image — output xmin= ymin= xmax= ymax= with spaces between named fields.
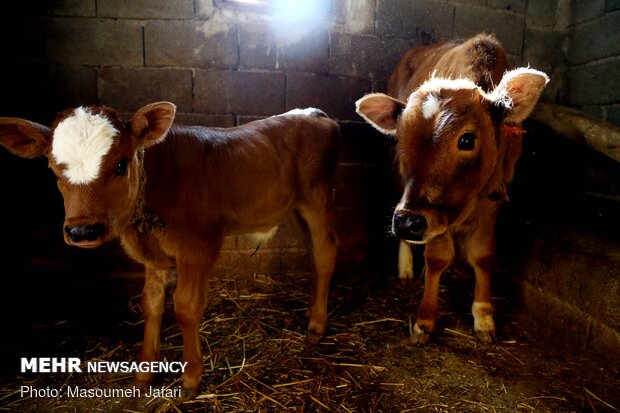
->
xmin=356 ymin=34 xmax=548 ymax=344
xmin=0 ymin=104 xmax=340 ymax=397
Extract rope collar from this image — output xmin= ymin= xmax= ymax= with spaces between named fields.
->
xmin=130 ymin=149 xmax=166 ymax=235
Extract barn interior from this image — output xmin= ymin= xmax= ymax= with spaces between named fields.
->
xmin=0 ymin=0 xmax=619 ymax=412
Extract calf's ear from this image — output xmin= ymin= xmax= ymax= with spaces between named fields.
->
xmin=130 ymin=102 xmax=176 ymax=148
xmin=0 ymin=118 xmax=51 ymax=159
xmin=490 ymin=68 xmax=549 ymax=123
xmin=355 ymin=93 xmax=405 ymax=136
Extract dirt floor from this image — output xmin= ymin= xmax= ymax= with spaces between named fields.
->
xmin=1 ymin=267 xmax=619 ymax=413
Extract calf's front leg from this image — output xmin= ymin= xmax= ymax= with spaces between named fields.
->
xmin=174 ymin=237 xmax=222 ymax=399
xmin=136 ymin=267 xmax=171 ymax=386
xmin=465 ymin=209 xmax=499 ymax=343
xmin=412 ymin=234 xmax=454 ymax=344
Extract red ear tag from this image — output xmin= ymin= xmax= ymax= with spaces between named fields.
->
xmin=503 ymin=125 xmax=526 ymax=138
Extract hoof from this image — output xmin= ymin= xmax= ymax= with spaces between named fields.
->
xmin=474 ymin=328 xmax=496 ymax=344
xmin=472 ymin=302 xmax=496 ymax=344
xmin=398 ymin=276 xmax=415 ymax=288
xmin=410 ymin=323 xmax=432 ymax=345
xmin=307 ymin=331 xmax=323 ymax=345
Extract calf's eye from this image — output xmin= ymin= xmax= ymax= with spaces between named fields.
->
xmin=116 ymin=159 xmax=128 ymax=176
xmin=458 ymin=132 xmax=476 ymax=151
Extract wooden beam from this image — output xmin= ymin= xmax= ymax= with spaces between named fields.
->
xmin=529 ymin=103 xmax=620 ymax=163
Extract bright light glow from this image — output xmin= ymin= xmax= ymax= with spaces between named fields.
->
xmin=225 ymin=0 xmax=268 ymax=5
xmin=269 ymin=0 xmax=330 ymax=41
xmin=271 ymin=0 xmax=329 ymax=23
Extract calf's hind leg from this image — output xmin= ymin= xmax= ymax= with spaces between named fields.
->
xmin=297 ymin=193 xmax=339 ymax=344
xmin=398 ymin=240 xmax=415 ymax=283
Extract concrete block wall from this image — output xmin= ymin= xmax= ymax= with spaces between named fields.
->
xmin=566 ymin=0 xmax=620 ymax=125
xmin=0 ymin=0 xmax=569 ymax=278
xmin=496 ymin=124 xmax=620 ymax=373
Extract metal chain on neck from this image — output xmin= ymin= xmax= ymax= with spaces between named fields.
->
xmin=130 ymin=148 xmax=166 ymax=235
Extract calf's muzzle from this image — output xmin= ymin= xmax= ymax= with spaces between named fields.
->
xmin=393 ymin=211 xmax=427 ymax=242
xmin=64 ymin=223 xmax=105 ymax=244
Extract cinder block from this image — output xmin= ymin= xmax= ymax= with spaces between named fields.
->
xmin=523 ymin=28 xmax=567 ymax=70
xmin=335 ymin=207 xmax=369 ymax=251
xmin=334 ymin=164 xmax=366 ymax=207
xmin=589 ymin=321 xmax=620 ymax=373
xmin=239 ymin=24 xmax=278 ymax=70
xmin=279 ymin=30 xmax=329 ymax=73
xmin=570 ymin=0 xmax=604 ymax=25
xmin=332 ymin=0 xmax=375 ymax=34
xmin=237 ymin=115 xmax=268 ymax=125
xmin=240 ymin=25 xmax=330 ymax=73
xmin=536 ymin=66 xmax=566 ymax=103
xmin=195 ymin=0 xmax=217 ymax=18
xmin=212 ymin=250 xmax=253 ymax=276
xmin=450 ymin=0 xmax=485 ymax=5
xmin=45 ymin=0 xmax=96 ymax=16
xmin=519 ymin=281 xmax=591 ymax=353
xmin=376 ymin=0 xmax=454 ymax=41
xmin=454 ymin=4 xmax=525 ymax=56
xmin=49 ymin=65 xmax=98 ymax=109
xmin=99 ymin=68 xmax=193 ymax=112
xmin=569 ymin=12 xmax=620 ymax=65
xmin=221 ymin=236 xmax=237 ymax=251
xmin=606 ymin=0 xmax=620 ymax=12
xmin=329 ymin=33 xmax=412 ymax=80
xmin=281 ymin=249 xmax=314 ymax=274
xmin=567 ymin=60 xmax=620 ymax=106
xmin=195 ymin=70 xmax=286 ymax=115
xmin=98 ymin=0 xmax=194 ymax=19
xmin=573 ymin=105 xmax=605 ymax=121
xmin=286 ymin=73 xmax=371 ymax=120
xmin=173 ymin=113 xmax=236 ymax=127
xmin=606 ymin=104 xmax=620 ymax=126
xmin=339 ymin=122 xmax=391 ymax=163
xmin=145 ymin=20 xmax=238 ymax=68
xmin=249 ymin=250 xmax=282 ymax=275
xmin=535 ymin=233 xmax=620 ymax=331
xmin=238 ymin=221 xmax=305 ymax=250
xmin=487 ymin=0 xmax=526 ymax=13
xmin=336 ymin=249 xmax=368 ymax=276
xmin=371 ymin=78 xmax=389 ymax=94
xmin=45 ymin=18 xmax=143 ymax=66
xmin=525 ymin=0 xmax=558 ymax=28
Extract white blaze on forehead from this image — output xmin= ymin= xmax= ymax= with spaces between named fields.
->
xmin=51 ymin=107 xmax=118 ymax=185
xmin=283 ymin=107 xmax=323 ymax=116
xmin=421 ymin=94 xmax=441 ymax=119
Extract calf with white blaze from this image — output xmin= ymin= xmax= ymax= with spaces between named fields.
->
xmin=0 ymin=103 xmax=340 ymax=397
xmin=356 ymin=34 xmax=548 ymax=344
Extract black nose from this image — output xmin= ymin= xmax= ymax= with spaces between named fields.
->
xmin=65 ymin=224 xmax=105 ymax=243
xmin=393 ymin=213 xmax=427 ymax=241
